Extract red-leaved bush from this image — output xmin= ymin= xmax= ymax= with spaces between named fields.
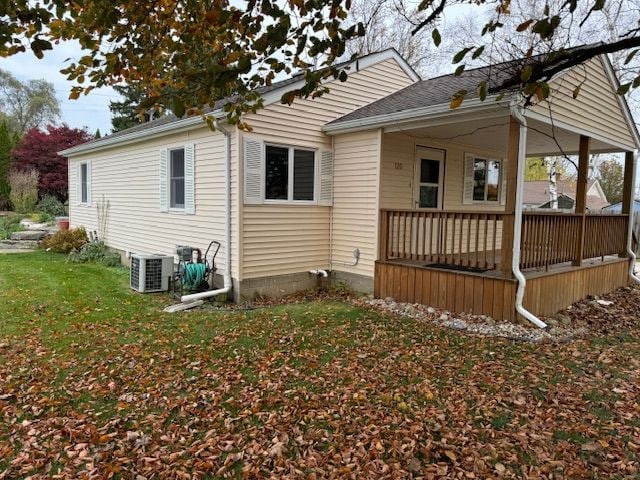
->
xmin=11 ymin=124 xmax=93 ymax=201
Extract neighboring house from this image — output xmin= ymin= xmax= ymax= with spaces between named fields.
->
xmin=523 ymin=179 xmax=610 ymax=210
xmin=603 ymin=199 xmax=640 ymax=213
xmin=61 ymin=48 xmax=640 ymax=325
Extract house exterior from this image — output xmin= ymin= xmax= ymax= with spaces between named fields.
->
xmin=523 ymin=179 xmax=609 ymax=210
xmin=61 ymin=48 xmax=640 ymax=324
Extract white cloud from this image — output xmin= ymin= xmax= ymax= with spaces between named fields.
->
xmin=0 ymin=40 xmax=118 ymax=135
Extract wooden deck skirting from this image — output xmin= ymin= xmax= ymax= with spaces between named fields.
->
xmin=374 ymin=257 xmax=629 ymax=321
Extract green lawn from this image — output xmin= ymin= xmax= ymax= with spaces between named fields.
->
xmin=0 ymin=252 xmax=639 ymax=479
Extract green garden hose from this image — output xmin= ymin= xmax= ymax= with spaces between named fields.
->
xmin=182 ymin=262 xmax=207 ymax=290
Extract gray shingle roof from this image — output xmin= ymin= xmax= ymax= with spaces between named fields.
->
xmin=327 ymin=60 xmax=524 ymax=125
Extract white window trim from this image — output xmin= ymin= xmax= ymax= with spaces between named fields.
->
xmin=168 ymin=146 xmax=186 ymax=212
xmin=469 ymin=154 xmax=503 ymax=204
xmin=78 ymin=161 xmax=91 ymax=207
xmin=263 ymin=142 xmax=318 ymax=205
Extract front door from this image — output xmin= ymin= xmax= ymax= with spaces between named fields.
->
xmin=414 ymin=146 xmax=445 ymax=209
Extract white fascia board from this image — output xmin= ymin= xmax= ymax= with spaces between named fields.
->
xmin=59 ymin=111 xmax=225 ymax=156
xmin=323 ymin=95 xmax=508 ymax=135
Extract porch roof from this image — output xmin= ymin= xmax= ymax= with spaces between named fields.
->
xmin=324 ymin=51 xmax=640 ymax=153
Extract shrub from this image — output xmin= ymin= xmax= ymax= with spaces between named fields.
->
xmin=9 ymin=170 xmax=39 ymax=213
xmin=0 ymin=214 xmax=24 ymax=240
xmin=29 ymin=212 xmax=54 ymax=224
xmin=68 ymin=240 xmax=121 ymax=267
xmin=41 ymin=227 xmax=87 ymax=253
xmin=37 ymin=194 xmax=65 ymax=217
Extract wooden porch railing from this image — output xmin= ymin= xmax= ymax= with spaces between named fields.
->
xmin=520 ymin=212 xmax=629 ymax=270
xmin=379 ymin=209 xmax=505 ymax=270
xmin=584 ymin=213 xmax=628 ymax=259
xmin=380 ymin=209 xmax=630 ymax=273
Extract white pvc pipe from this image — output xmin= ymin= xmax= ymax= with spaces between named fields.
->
xmin=309 ymin=269 xmax=329 ymax=277
xmin=180 ymin=120 xmax=232 ymax=303
xmin=626 ymin=152 xmax=640 ymax=284
xmin=510 ymin=105 xmax=548 ymax=329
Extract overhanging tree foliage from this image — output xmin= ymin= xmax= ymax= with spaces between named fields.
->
xmin=2 ymin=0 xmax=640 ymax=124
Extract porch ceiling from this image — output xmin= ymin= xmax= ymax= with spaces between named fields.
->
xmin=384 ymin=115 xmax=628 ymax=156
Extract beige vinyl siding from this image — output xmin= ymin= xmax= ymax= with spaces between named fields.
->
xmin=331 ymin=129 xmax=382 ymax=278
xmin=68 ymin=126 xmax=240 ymax=277
xmin=241 ymin=58 xmax=415 ymax=279
xmin=242 ymin=206 xmax=330 ymax=278
xmin=380 ymin=133 xmax=508 ymax=211
xmin=531 ymin=57 xmax=635 ymax=149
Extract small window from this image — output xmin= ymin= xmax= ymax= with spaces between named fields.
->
xmin=170 ymin=148 xmax=185 ymax=209
xmin=80 ymin=163 xmax=88 ymax=203
xmin=473 ymin=157 xmax=501 ymax=202
xmin=265 ymin=144 xmax=315 ymax=203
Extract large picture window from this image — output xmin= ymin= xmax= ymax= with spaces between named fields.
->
xmin=265 ymin=144 xmax=315 ymax=202
xmin=170 ymin=148 xmax=185 ymax=209
xmin=472 ymin=157 xmax=501 ymax=202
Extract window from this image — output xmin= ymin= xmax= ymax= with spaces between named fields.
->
xmin=415 ymin=146 xmax=445 ymax=209
xmin=170 ymin=148 xmax=185 ymax=209
xmin=472 ymin=157 xmax=501 ymax=202
xmin=265 ymin=144 xmax=315 ymax=202
xmin=80 ymin=163 xmax=88 ymax=203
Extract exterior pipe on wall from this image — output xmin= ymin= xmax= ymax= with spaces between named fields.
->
xmin=510 ymin=105 xmax=548 ymax=329
xmin=180 ymin=120 xmax=233 ymax=303
xmin=626 ymin=152 xmax=640 ymax=284
xmin=309 ymin=269 xmax=329 ymax=277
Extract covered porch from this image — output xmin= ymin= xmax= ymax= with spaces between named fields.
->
xmin=373 ymin=109 xmax=636 ymax=321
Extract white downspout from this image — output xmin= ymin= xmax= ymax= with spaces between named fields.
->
xmin=180 ymin=120 xmax=233 ymax=302
xmin=510 ymin=105 xmax=548 ymax=329
xmin=626 ymin=152 xmax=640 ymax=284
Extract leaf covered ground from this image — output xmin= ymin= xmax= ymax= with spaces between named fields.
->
xmin=0 ymin=252 xmax=639 ymax=479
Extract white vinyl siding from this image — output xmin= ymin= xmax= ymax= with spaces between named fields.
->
xmin=68 ymin=127 xmax=238 ymax=277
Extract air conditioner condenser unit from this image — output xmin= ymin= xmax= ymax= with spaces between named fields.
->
xmin=130 ymin=254 xmax=174 ymax=293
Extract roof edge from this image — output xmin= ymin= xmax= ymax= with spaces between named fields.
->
xmin=59 ymin=112 xmax=224 ymax=156
xmin=61 ymin=49 xmax=418 ymax=157
xmin=323 ymin=95 xmax=509 ymax=134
